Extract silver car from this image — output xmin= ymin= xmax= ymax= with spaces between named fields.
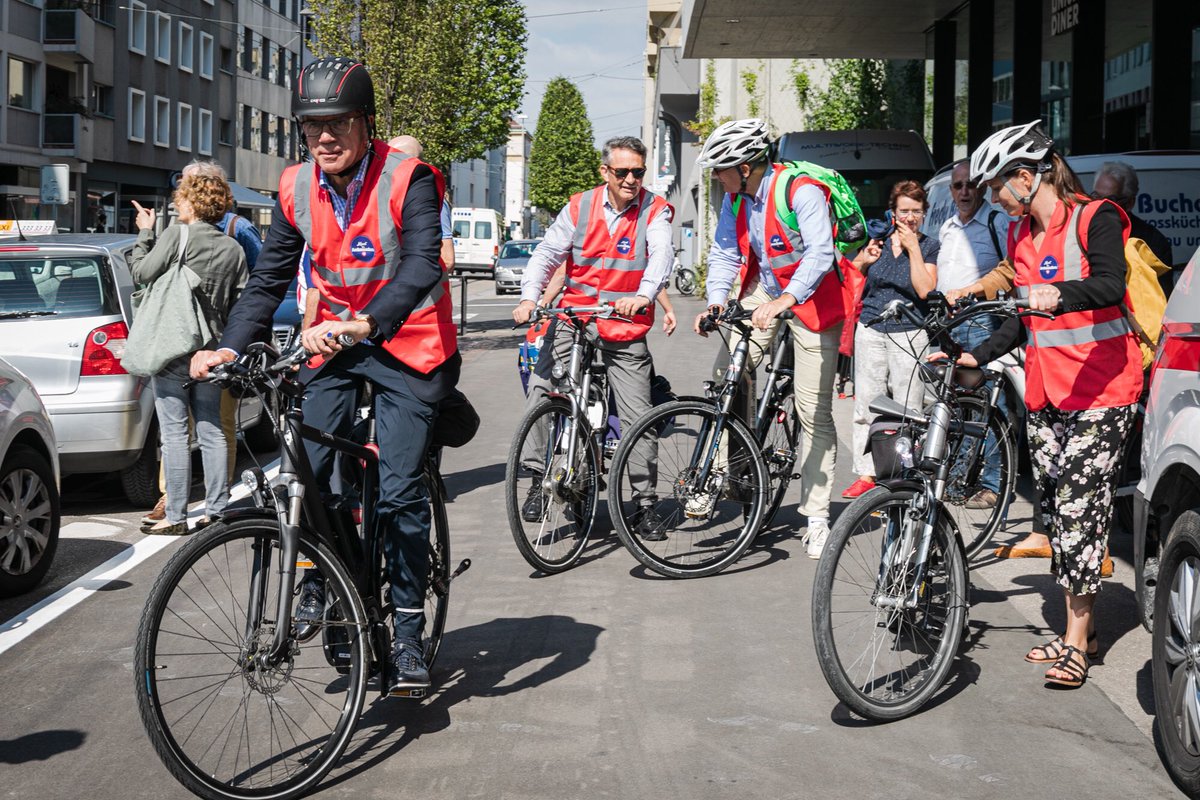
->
xmin=493 ymin=239 xmax=542 ymax=295
xmin=0 ymin=234 xmax=272 ymax=507
xmin=0 ymin=355 xmax=60 ymax=597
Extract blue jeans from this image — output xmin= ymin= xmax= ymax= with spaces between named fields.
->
xmin=950 ymin=315 xmax=1004 ymax=493
xmin=153 ymin=358 xmax=229 ymax=524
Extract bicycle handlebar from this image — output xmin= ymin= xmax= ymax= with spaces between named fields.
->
xmin=700 ymin=300 xmax=795 ymax=333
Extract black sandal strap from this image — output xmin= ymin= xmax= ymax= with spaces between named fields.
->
xmin=1050 ymin=645 xmax=1088 ymax=680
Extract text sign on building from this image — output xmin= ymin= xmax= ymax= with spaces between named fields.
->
xmin=40 ymin=164 xmax=70 ymax=205
xmin=1050 ymin=0 xmax=1080 ymax=36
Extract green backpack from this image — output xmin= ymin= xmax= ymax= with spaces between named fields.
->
xmin=772 ymin=160 xmax=867 ymax=254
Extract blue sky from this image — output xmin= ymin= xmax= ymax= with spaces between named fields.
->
xmin=519 ymin=1 xmax=648 ymax=147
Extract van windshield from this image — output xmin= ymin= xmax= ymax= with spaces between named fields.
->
xmin=0 ymin=256 xmax=119 ymax=319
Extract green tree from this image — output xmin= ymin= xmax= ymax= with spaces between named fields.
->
xmin=528 ymin=77 xmax=598 ymax=215
xmin=305 ymin=0 xmax=527 ymax=170
xmin=790 ymin=59 xmax=924 ymax=132
xmin=741 ymin=64 xmax=763 ymax=119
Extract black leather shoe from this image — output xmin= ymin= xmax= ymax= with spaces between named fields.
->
xmin=293 ymin=574 xmax=325 ymax=643
xmin=635 ymin=506 xmax=667 ymax=541
xmin=521 ymin=479 xmax=546 ymax=523
xmin=387 ymin=638 xmax=431 ymax=696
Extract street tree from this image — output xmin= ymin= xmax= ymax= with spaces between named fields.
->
xmin=304 ymin=0 xmax=527 ymax=170
xmin=528 ymin=77 xmax=598 ymax=216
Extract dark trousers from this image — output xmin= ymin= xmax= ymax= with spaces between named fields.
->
xmin=303 ymin=346 xmax=438 ymax=641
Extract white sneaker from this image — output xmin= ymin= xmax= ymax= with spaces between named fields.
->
xmin=805 ymin=518 xmax=830 ymax=559
xmin=684 ymin=492 xmax=715 ymax=519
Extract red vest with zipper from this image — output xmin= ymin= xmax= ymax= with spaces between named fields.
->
xmin=558 ymin=185 xmax=673 ymax=342
xmin=734 ymin=167 xmax=847 ymax=332
xmin=278 ymin=141 xmax=456 ymax=372
xmin=1012 ymin=198 xmax=1142 ymax=411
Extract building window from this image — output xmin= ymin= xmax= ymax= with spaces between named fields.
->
xmin=91 ymin=83 xmax=114 ymax=118
xmin=178 ymin=103 xmax=193 ymax=152
xmin=7 ymin=58 xmax=35 ymax=110
xmin=129 ymin=1 xmax=147 ymax=54
xmin=179 ymin=23 xmax=194 ymax=73
xmin=155 ymin=13 xmax=171 ymax=64
xmin=261 ymin=111 xmax=272 ymax=154
xmin=219 ymin=118 xmax=234 ymax=147
xmin=267 ymin=40 xmax=279 ymax=85
xmin=220 ymin=46 xmax=233 ymax=74
xmin=128 ymin=88 xmax=146 ymax=142
xmin=198 ymin=108 xmax=213 ymax=155
xmin=252 ymin=32 xmax=264 ymax=77
xmin=199 ymin=33 xmax=214 ymax=79
xmin=154 ymin=96 xmax=170 ymax=146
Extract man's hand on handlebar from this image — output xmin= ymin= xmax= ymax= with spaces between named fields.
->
xmin=694 ymin=304 xmax=723 ymax=337
xmin=300 ymin=318 xmax=371 ymax=358
xmin=613 ymin=295 xmax=650 ymax=317
xmin=926 ymin=350 xmax=979 ymax=368
xmin=190 ymin=349 xmax=236 ymax=380
xmin=512 ymin=299 xmax=537 ymax=326
xmin=751 ymin=294 xmax=795 ymax=331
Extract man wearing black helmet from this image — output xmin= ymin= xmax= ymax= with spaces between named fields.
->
xmin=191 ymin=57 xmax=458 ymax=696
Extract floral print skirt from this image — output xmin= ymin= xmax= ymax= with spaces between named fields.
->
xmin=1027 ymin=403 xmax=1137 ymax=595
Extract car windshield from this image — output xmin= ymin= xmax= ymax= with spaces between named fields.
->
xmin=500 ymin=242 xmax=536 ymax=259
xmin=0 ymin=256 xmax=119 ymax=318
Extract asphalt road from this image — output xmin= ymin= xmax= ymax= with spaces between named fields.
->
xmin=0 ymin=278 xmax=1185 ymax=799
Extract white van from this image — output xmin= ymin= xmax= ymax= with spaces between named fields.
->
xmin=775 ymin=129 xmax=936 ymax=220
xmin=924 ymin=152 xmax=1200 ymax=267
xmin=451 ymin=207 xmax=503 ymax=272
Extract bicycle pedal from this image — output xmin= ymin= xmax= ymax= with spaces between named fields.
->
xmin=388 ymin=686 xmax=427 ymax=699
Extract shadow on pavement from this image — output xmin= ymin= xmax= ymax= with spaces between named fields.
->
xmin=325 ymin=614 xmax=602 ymax=790
xmin=442 ymin=461 xmax=505 ymax=501
xmin=0 ymin=730 xmax=86 ymax=764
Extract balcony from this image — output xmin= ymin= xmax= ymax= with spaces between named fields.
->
xmin=43 ymin=9 xmax=96 ymax=63
xmin=42 ymin=114 xmax=93 ymax=161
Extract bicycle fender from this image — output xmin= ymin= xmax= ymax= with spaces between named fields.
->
xmin=213 ymin=505 xmax=279 ymax=524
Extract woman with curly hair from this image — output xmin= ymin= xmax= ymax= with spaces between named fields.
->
xmin=129 ymin=173 xmax=249 ymax=535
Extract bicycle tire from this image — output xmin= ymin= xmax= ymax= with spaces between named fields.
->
xmin=424 ymin=466 xmax=451 ymax=668
xmin=811 ymin=486 xmax=968 ymax=721
xmin=608 ymin=400 xmax=768 ymax=578
xmin=135 ymin=517 xmax=369 ymax=800
xmin=505 ymin=397 xmax=598 ymax=573
xmin=674 ymin=268 xmax=697 ymax=297
xmin=944 ymin=394 xmax=1016 ymax=560
xmin=760 ymin=401 xmax=799 ymax=531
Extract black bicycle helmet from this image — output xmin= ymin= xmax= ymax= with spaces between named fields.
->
xmin=293 ymin=57 xmax=375 ymax=119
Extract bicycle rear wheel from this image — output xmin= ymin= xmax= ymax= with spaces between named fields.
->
xmin=943 ymin=395 xmax=1016 ymax=560
xmin=135 ymin=517 xmax=369 ymax=800
xmin=811 ymin=487 xmax=968 ymax=720
xmin=423 ymin=466 xmax=451 ymax=668
xmin=760 ymin=401 xmax=799 ymax=530
xmin=609 ymin=400 xmax=767 ymax=578
xmin=505 ymin=398 xmax=598 ymax=573
xmin=674 ymin=268 xmax=697 ymax=296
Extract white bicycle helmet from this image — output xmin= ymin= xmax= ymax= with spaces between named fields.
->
xmin=969 ymin=120 xmax=1054 ymax=183
xmin=697 ymin=118 xmax=771 ymax=170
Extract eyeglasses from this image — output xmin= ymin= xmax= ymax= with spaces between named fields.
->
xmin=609 ymin=167 xmax=647 ymax=180
xmin=895 ymin=210 xmax=925 ymax=219
xmin=951 ymin=181 xmax=977 ymax=191
xmin=300 ymin=115 xmax=360 ymax=139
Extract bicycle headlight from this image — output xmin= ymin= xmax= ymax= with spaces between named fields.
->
xmin=551 ymin=362 xmax=567 ymax=380
xmin=894 ymin=436 xmax=913 ymax=458
xmin=241 ymin=468 xmax=266 ymax=495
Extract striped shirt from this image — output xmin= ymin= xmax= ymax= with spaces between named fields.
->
xmin=317 ymin=149 xmax=374 ymax=231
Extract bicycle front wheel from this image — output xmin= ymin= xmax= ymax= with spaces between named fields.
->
xmin=609 ymin=400 xmax=768 ymax=578
xmin=811 ymin=487 xmax=968 ymax=720
xmin=943 ymin=395 xmax=1016 ymax=559
xmin=424 ymin=466 xmax=451 ymax=669
xmin=134 ymin=517 xmax=369 ymax=800
xmin=674 ymin=268 xmax=697 ymax=296
xmin=505 ymin=398 xmax=598 ymax=573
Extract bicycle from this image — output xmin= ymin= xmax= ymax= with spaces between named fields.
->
xmin=134 ymin=339 xmax=469 ymax=800
xmin=607 ymin=301 xmax=799 ymax=578
xmin=810 ymin=295 xmax=1048 ymax=720
xmin=672 ymin=247 xmax=697 ymax=296
xmin=504 ymin=304 xmax=619 ymax=574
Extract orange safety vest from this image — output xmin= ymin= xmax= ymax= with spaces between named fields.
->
xmin=558 ymin=186 xmax=673 ymax=342
xmin=733 ymin=167 xmax=847 ymax=332
xmin=278 ymin=141 xmax=457 ymax=372
xmin=1012 ymin=198 xmax=1142 ymax=411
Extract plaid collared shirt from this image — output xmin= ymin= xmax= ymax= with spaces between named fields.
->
xmin=317 ymin=148 xmax=374 ymax=231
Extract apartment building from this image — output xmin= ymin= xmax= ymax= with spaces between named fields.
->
xmin=0 ymin=0 xmax=301 ymax=234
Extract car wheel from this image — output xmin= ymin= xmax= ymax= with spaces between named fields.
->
xmin=244 ymin=390 xmax=280 ymax=453
xmin=0 ymin=444 xmax=61 ymax=598
xmin=120 ymin=421 xmax=161 ymax=508
xmin=1152 ymin=509 xmax=1200 ymax=795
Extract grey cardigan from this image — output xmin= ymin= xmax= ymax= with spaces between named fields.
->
xmin=130 ymin=221 xmax=249 ymax=339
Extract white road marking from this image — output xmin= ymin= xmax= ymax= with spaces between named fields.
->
xmin=0 ymin=462 xmax=279 ymax=656
xmin=59 ymin=521 xmax=123 ymax=539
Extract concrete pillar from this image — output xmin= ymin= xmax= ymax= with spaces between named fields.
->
xmin=1070 ymin=0 xmax=1104 ymax=154
xmin=932 ymin=19 xmax=957 ymax=167
xmin=1150 ymin=0 xmax=1195 ymax=148
xmin=967 ymin=0 xmax=995 ymax=152
xmin=1012 ymin=0 xmax=1042 ymax=125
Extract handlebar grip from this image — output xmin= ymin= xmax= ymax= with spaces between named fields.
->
xmin=777 ymin=309 xmax=795 ymax=321
xmin=336 ymin=333 xmax=356 ymax=348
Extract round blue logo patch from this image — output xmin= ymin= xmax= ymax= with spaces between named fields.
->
xmin=616 ymin=236 xmax=632 ymax=255
xmin=770 ymin=234 xmax=787 ymax=252
xmin=1038 ymin=255 xmax=1059 ymax=280
xmin=349 ymin=236 xmax=376 ymax=262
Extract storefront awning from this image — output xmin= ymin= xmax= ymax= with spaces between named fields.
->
xmin=229 ymin=181 xmax=275 ymax=209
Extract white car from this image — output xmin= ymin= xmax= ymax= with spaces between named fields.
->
xmin=0 ymin=356 xmax=60 ymax=597
xmin=1135 ymin=243 xmax=1200 ymax=793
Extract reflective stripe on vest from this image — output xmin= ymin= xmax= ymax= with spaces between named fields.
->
xmin=568 ymin=187 xmax=656 ymax=273
xmin=1033 ymin=317 xmax=1132 ymax=348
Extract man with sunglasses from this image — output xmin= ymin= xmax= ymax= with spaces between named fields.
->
xmin=512 ymin=136 xmax=674 ymax=538
xmin=190 ymin=57 xmax=458 ymax=697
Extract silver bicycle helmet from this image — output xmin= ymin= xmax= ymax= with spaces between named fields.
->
xmin=969 ymin=121 xmax=1053 ymax=183
xmin=697 ymin=118 xmax=771 ymax=170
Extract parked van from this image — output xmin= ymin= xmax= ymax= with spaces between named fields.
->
xmin=924 ymin=152 xmax=1200 ymax=267
xmin=451 ymin=207 xmax=504 ymax=272
xmin=775 ymin=129 xmax=936 ymax=220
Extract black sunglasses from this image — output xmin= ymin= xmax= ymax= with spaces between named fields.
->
xmin=609 ymin=167 xmax=646 ymax=180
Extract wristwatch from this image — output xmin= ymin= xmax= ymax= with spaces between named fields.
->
xmin=353 ymin=313 xmax=378 ymax=338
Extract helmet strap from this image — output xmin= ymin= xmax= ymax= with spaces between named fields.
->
xmin=1006 ymin=172 xmax=1041 ymax=213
